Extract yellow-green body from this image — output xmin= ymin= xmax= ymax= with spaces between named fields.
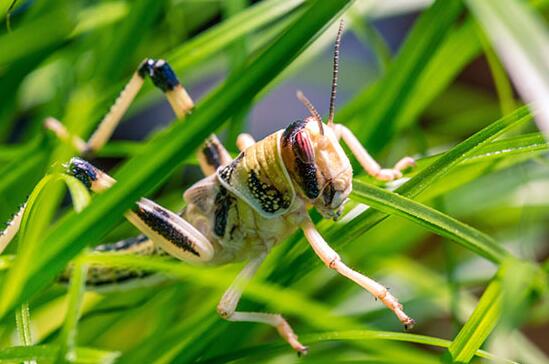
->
xmin=183 ymin=130 xmax=307 ymax=265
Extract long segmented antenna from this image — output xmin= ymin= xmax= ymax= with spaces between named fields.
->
xmin=296 ymin=90 xmax=324 ymax=135
xmin=327 ymin=19 xmax=344 ymax=127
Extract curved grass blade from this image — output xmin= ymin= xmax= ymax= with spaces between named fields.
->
xmin=445 ymin=269 xmax=503 ymax=363
xmin=199 ymin=330 xmax=517 ymax=364
xmin=351 ymin=181 xmax=509 ymax=263
xmin=0 ymin=0 xmax=354 ymax=321
xmin=446 ymin=258 xmax=544 ymax=363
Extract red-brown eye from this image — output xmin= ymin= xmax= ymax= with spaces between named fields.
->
xmin=293 ymin=130 xmax=315 ymax=164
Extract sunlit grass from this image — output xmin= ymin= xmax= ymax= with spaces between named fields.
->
xmin=0 ymin=0 xmax=548 ymax=363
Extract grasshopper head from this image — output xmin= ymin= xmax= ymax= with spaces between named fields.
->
xmin=280 ymin=19 xmax=352 ymax=220
xmin=281 ymin=118 xmax=352 ymax=220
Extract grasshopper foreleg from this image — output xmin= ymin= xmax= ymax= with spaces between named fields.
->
xmin=301 ymin=219 xmax=415 ymax=329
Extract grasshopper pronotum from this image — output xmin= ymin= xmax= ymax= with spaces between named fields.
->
xmin=1 ymin=21 xmax=416 ymax=354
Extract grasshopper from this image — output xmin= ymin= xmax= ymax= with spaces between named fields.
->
xmin=0 ymin=21 xmax=415 ymax=354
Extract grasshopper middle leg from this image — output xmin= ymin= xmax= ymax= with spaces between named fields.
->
xmin=333 ymin=124 xmax=415 ymax=181
xmin=217 ymin=253 xmax=308 ymax=354
xmin=46 ymin=59 xmax=194 ymax=155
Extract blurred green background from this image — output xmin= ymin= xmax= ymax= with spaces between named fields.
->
xmin=0 ymin=0 xmax=548 ymax=363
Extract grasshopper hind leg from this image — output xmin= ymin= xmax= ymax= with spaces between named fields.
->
xmin=60 ymin=235 xmax=169 ymax=288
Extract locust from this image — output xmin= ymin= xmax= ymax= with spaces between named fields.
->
xmin=0 ymin=21 xmax=416 ymax=354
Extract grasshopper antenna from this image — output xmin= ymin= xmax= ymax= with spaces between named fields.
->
xmin=296 ymin=90 xmax=324 ymax=135
xmin=327 ymin=19 xmax=344 ymax=128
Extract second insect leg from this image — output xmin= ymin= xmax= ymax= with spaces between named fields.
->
xmin=217 ymin=253 xmax=308 ymax=354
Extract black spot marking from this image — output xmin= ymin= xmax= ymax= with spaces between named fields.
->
xmin=67 ymin=158 xmax=97 ymax=190
xmin=247 ymin=170 xmax=291 ymax=213
xmin=135 ymin=206 xmax=200 ymax=256
xmin=138 ymin=58 xmax=155 ymax=78
xmin=218 ymin=152 xmax=243 ymax=182
xmin=202 ymin=141 xmax=222 ymax=169
xmin=138 ymin=59 xmax=180 ymax=91
xmin=213 ymin=186 xmax=235 ymax=237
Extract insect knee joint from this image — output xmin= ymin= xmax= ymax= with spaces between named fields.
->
xmin=216 ymin=304 xmax=233 ymax=320
xmin=328 ymin=254 xmax=341 ymax=270
xmin=138 ymin=58 xmax=180 ymax=92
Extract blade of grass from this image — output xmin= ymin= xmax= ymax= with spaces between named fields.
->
xmin=348 ymin=10 xmax=391 ymax=72
xmin=465 ymin=0 xmax=549 ymax=137
xmin=70 ymin=1 xmax=129 ymax=38
xmin=57 ymin=259 xmax=88 ymax=364
xmin=346 ymin=0 xmax=464 ymax=153
xmin=351 ymin=181 xmax=509 ymax=263
xmin=56 ymin=177 xmax=91 ymax=363
xmin=332 ymin=106 xmax=533 ymax=247
xmin=166 ymin=0 xmax=305 ymax=73
xmin=445 ymin=268 xmax=503 ymax=363
xmin=14 ymin=303 xmax=33 ymax=359
xmin=445 ymin=258 xmax=544 ymax=363
xmin=0 ymin=345 xmax=120 ymax=363
xmin=96 ymin=0 xmax=166 ymax=82
xmin=0 ymin=0 xmax=354 ymax=321
xmin=0 ymin=4 xmax=75 ymax=67
xmin=476 ymin=25 xmax=516 ymax=116
xmin=200 ymin=330 xmax=516 ymax=364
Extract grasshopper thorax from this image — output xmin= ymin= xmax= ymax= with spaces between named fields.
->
xmin=280 ymin=117 xmax=352 ymax=220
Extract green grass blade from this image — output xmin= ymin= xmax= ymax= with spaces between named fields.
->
xmin=56 ymin=184 xmax=91 ymax=363
xmin=345 ymin=0 xmax=464 ymax=152
xmin=15 ymin=303 xmax=33 ymax=348
xmin=0 ymin=0 xmax=353 ymax=321
xmin=0 ymin=345 xmax=120 ymax=363
xmin=96 ymin=0 xmax=166 ymax=82
xmin=0 ymin=5 xmax=75 ymax=67
xmin=351 ymin=181 xmax=509 ymax=263
xmin=446 ymin=269 xmax=504 ymax=363
xmin=57 ymin=260 xmax=88 ymax=363
xmin=465 ymin=0 xmax=549 ymax=137
xmin=201 ymin=330 xmax=516 ymax=364
xmin=167 ymin=0 xmax=305 ymax=73
xmin=476 ymin=26 xmax=516 ymax=116
xmin=61 ymin=175 xmax=91 ymax=213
